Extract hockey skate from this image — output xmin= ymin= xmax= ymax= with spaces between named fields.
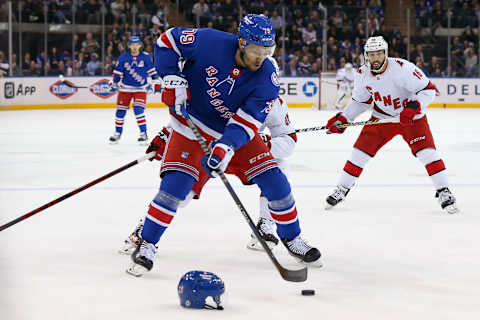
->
xmin=109 ymin=132 xmax=121 ymax=144
xmin=119 ymin=219 xmax=144 ymax=255
xmin=247 ymin=217 xmax=279 ymax=251
xmin=325 ymin=185 xmax=350 ymax=210
xmin=126 ymin=239 xmax=157 ymax=277
xmin=281 ymin=236 xmax=322 ymax=267
xmin=436 ymin=187 xmax=459 ymax=214
xmin=138 ymin=132 xmax=148 ymax=146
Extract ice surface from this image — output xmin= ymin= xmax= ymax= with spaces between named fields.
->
xmin=1 ymin=107 xmax=479 ymax=320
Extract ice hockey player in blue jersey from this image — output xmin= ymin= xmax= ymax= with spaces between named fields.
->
xmin=126 ymin=15 xmax=321 ymax=277
xmin=109 ymin=36 xmax=159 ymax=145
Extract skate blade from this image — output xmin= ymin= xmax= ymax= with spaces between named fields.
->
xmin=246 ymin=238 xmax=276 ymax=251
xmin=138 ymin=141 xmax=148 ymax=146
xmin=297 ymin=257 xmax=323 ymax=268
xmin=126 ymin=263 xmax=149 ymax=277
xmin=118 ymin=247 xmax=135 ymax=255
xmin=109 ymin=140 xmax=119 ymax=145
xmin=325 ymin=203 xmax=335 ymax=210
xmin=118 ymin=240 xmax=136 ymax=255
xmin=444 ymin=204 xmax=460 ymax=214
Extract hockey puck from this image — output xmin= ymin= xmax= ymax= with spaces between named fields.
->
xmin=301 ymin=289 xmax=315 ymax=296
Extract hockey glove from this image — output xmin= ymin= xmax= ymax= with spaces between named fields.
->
xmin=145 ymin=127 xmax=170 ymax=161
xmin=260 ymin=133 xmax=272 ymax=150
xmin=152 ymin=78 xmax=162 ymax=94
xmin=201 ymin=141 xmax=235 ymax=178
xmin=162 ymin=75 xmax=190 ymax=116
xmin=108 ymin=80 xmax=119 ymax=91
xmin=400 ymin=101 xmax=420 ymax=126
xmin=325 ymin=112 xmax=348 ymax=134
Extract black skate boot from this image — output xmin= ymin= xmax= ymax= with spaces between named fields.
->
xmin=281 ymin=236 xmax=322 ymax=267
xmin=435 ymin=187 xmax=459 ymax=214
xmin=247 ymin=217 xmax=279 ymax=251
xmin=126 ymin=239 xmax=157 ymax=277
xmin=119 ymin=219 xmax=144 ymax=255
xmin=325 ymin=185 xmax=350 ymax=210
xmin=109 ymin=132 xmax=121 ymax=144
xmin=138 ymin=132 xmax=148 ymax=145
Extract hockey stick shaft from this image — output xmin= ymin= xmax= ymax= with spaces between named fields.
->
xmin=295 ymin=117 xmax=399 ymax=133
xmin=0 ymin=152 xmax=155 ymax=232
xmin=181 ymin=106 xmax=307 ymax=282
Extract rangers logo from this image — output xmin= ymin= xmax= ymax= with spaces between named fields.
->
xmin=89 ymin=78 xmax=116 ymax=99
xmin=49 ymin=80 xmax=77 ymax=99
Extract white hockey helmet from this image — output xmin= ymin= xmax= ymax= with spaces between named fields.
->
xmin=364 ymin=36 xmax=388 ymax=71
xmin=345 ymin=62 xmax=353 ymax=72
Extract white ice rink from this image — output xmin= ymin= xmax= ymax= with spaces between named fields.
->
xmin=1 ymin=107 xmax=479 ymax=320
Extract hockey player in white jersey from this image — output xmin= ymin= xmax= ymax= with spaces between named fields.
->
xmin=333 ymin=62 xmax=355 ymax=110
xmin=119 ymin=97 xmax=298 ymax=254
xmin=324 ymin=36 xmax=458 ymax=214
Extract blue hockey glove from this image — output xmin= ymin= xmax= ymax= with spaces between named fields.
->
xmin=162 ymin=75 xmax=190 ymax=116
xmin=201 ymin=141 xmax=235 ymax=178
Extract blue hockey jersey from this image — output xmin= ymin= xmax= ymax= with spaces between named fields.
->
xmin=113 ymin=51 xmax=157 ymax=92
xmin=155 ymin=27 xmax=280 ymax=150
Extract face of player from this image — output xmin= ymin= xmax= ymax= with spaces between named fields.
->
xmin=367 ymin=50 xmax=386 ymax=71
xmin=129 ymin=43 xmax=141 ymax=56
xmin=237 ymin=39 xmax=275 ymax=71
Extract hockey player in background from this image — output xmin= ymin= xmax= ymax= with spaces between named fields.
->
xmin=324 ymin=36 xmax=459 ymax=214
xmin=109 ymin=36 xmax=159 ymax=145
xmin=126 ymin=14 xmax=321 ymax=276
xmin=334 ymin=62 xmax=355 ymax=110
xmin=119 ymin=97 xmax=297 ymax=254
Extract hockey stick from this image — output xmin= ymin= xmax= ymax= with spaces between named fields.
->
xmin=180 ymin=106 xmax=308 ymax=283
xmin=295 ymin=117 xmax=399 ymax=133
xmin=0 ymin=152 xmax=156 ymax=232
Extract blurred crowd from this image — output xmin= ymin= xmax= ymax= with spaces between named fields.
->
xmin=0 ymin=0 xmax=478 ymax=77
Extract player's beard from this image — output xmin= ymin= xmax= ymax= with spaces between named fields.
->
xmin=371 ymin=58 xmax=386 ymax=73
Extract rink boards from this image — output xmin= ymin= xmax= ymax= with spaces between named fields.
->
xmin=0 ymin=76 xmax=479 ymax=110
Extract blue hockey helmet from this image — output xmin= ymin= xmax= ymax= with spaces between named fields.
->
xmin=238 ymin=14 xmax=276 ymax=48
xmin=128 ymin=36 xmax=142 ymax=46
xmin=178 ymin=270 xmax=225 ymax=310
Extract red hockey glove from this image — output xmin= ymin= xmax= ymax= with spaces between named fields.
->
xmin=201 ymin=141 xmax=235 ymax=178
xmin=145 ymin=127 xmax=170 ymax=161
xmin=260 ymin=133 xmax=272 ymax=150
xmin=161 ymin=75 xmax=190 ymax=116
xmin=400 ymin=101 xmax=420 ymax=126
xmin=325 ymin=112 xmax=348 ymax=134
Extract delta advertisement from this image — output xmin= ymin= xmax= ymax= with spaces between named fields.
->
xmin=0 ymin=76 xmax=479 ymax=110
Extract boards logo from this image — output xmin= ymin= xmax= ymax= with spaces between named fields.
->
xmin=49 ymin=80 xmax=77 ymax=99
xmin=302 ymin=81 xmax=318 ymax=97
xmin=89 ymin=78 xmax=116 ymax=98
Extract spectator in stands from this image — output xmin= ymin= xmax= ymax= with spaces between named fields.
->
xmin=432 ymin=67 xmax=442 ymax=77
xmin=218 ymin=0 xmax=237 ymax=29
xmin=22 ymin=52 xmax=32 ymax=72
xmin=65 ymin=58 xmax=73 ymax=76
xmin=270 ymin=10 xmax=285 ymax=34
xmin=192 ymin=0 xmax=210 ymax=27
xmin=327 ymin=57 xmax=337 ymax=71
xmin=136 ymin=0 xmax=151 ymax=28
xmin=36 ymin=51 xmax=49 ymax=69
xmin=111 ymin=0 xmax=128 ymax=25
xmin=464 ymin=47 xmax=478 ymax=77
xmin=297 ymin=55 xmax=313 ymax=75
xmin=411 ymin=44 xmax=425 ymax=63
xmin=84 ymin=0 xmax=101 ymax=25
xmin=82 ymin=32 xmax=100 ymax=55
xmin=284 ymin=56 xmax=298 ymax=76
xmin=151 ymin=2 xmax=169 ymax=30
xmin=287 ymin=24 xmax=302 ymax=50
xmin=427 ymin=55 xmax=441 ymax=75
xmin=0 ymin=51 xmax=10 ymax=76
xmin=24 ymin=60 xmax=40 ymax=76
xmin=86 ymin=53 xmax=100 ymax=76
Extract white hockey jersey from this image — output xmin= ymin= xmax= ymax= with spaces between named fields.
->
xmin=342 ymin=57 xmax=437 ymax=122
xmin=259 ymin=97 xmax=297 ymax=159
xmin=336 ymin=67 xmax=355 ymax=84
